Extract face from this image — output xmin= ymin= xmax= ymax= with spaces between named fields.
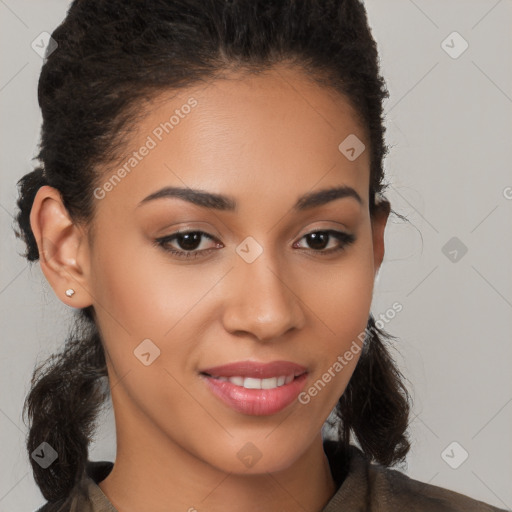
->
xmin=35 ymin=64 xmax=388 ymax=475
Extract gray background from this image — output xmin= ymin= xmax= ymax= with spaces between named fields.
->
xmin=1 ymin=1 xmax=511 ymax=510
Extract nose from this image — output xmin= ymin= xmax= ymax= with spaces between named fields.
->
xmin=221 ymin=251 xmax=306 ymax=343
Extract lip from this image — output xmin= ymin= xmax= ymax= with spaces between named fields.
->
xmin=199 ymin=360 xmax=309 ymax=416
xmin=200 ymin=360 xmax=308 ymax=379
xmin=201 ymin=372 xmax=308 ymax=416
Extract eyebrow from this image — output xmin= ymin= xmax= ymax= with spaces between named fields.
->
xmin=137 ymin=185 xmax=363 ymax=212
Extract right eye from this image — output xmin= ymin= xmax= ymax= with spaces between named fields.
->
xmin=154 ymin=230 xmax=222 ymax=259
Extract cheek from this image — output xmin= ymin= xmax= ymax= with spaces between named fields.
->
xmin=299 ymin=233 xmax=376 ymax=339
xmin=298 ymin=235 xmax=375 ymax=402
xmin=89 ymin=226 xmax=210 ymax=337
xmin=87 ymin=234 xmax=204 ymax=428
xmin=88 ymin=227 xmax=226 ymax=396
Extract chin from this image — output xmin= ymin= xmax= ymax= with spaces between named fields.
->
xmin=201 ymin=439 xmax=306 ymax=476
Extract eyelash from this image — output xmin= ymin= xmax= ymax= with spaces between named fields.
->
xmin=154 ymin=229 xmax=356 ymax=260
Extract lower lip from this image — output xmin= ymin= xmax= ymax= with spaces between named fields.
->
xmin=201 ymin=373 xmax=308 ymax=416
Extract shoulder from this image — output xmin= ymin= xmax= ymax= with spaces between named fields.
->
xmin=323 ymin=442 xmax=507 ymax=512
xmin=366 ymin=459 xmax=506 ymax=511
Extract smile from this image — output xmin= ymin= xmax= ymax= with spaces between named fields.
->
xmin=206 ymin=374 xmax=298 ymax=390
xmin=201 ymin=373 xmax=309 ymax=416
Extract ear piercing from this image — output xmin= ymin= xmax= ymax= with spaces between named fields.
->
xmin=65 ymin=288 xmax=75 ymax=297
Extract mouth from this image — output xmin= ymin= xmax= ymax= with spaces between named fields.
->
xmin=198 ymin=360 xmax=309 ymax=416
xmin=200 ymin=372 xmax=306 ymax=390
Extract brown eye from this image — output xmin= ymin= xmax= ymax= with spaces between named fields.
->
xmin=294 ymin=230 xmax=356 ymax=255
xmin=154 ymin=231 xmax=220 ymax=259
xmin=154 ymin=229 xmax=356 ymax=260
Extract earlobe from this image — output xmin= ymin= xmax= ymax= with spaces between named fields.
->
xmin=29 ymin=185 xmax=93 ymax=308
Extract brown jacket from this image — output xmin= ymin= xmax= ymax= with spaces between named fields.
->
xmin=35 ymin=441 xmax=508 ymax=511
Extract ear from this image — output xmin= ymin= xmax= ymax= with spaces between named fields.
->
xmin=371 ymin=198 xmax=391 ymax=279
xmin=29 ymin=185 xmax=93 ymax=308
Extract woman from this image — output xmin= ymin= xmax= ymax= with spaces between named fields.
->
xmin=15 ymin=1 xmax=506 ymax=511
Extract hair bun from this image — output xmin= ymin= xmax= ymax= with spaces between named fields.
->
xmin=15 ymin=166 xmax=49 ymax=262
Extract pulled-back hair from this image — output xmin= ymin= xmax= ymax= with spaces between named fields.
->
xmin=15 ymin=0 xmax=412 ymax=503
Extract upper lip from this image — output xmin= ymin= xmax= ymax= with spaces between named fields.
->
xmin=200 ymin=360 xmax=308 ymax=379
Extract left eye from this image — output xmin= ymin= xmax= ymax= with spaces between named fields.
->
xmin=154 ymin=229 xmax=356 ymax=259
xmin=294 ymin=230 xmax=356 ymax=255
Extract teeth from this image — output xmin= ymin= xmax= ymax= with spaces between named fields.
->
xmin=212 ymin=373 xmax=298 ymax=389
xmin=230 ymin=376 xmax=244 ymax=386
xmin=261 ymin=377 xmax=277 ymax=389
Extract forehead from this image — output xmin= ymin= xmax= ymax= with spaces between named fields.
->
xmin=95 ymin=64 xmax=370 ymax=215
